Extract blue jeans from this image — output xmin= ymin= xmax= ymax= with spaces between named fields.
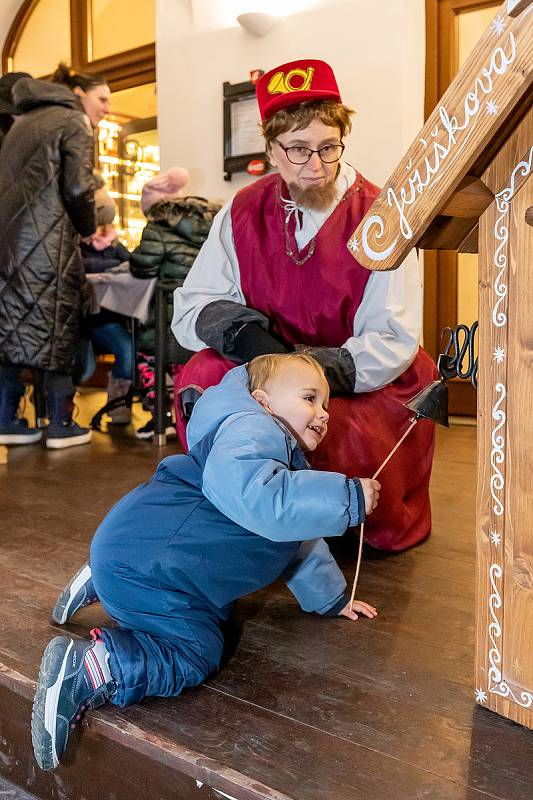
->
xmin=82 ymin=322 xmax=134 ymax=381
xmin=0 ymin=365 xmax=79 ymax=424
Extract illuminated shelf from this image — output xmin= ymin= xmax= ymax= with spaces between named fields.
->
xmin=108 ymin=191 xmax=143 ymax=201
xmin=97 ymin=114 xmax=160 ymax=249
xmin=99 ymin=154 xmax=159 ymax=170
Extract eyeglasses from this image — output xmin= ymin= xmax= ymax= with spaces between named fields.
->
xmin=273 ymin=140 xmax=345 ymax=165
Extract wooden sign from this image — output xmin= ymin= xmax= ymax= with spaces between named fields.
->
xmin=347 ymin=0 xmax=532 ymax=271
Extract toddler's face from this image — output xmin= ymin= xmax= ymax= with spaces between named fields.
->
xmin=252 ymin=361 xmax=329 ymax=452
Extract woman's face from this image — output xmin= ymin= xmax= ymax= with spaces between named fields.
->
xmin=268 ymin=118 xmax=341 ymax=194
xmin=75 ymin=83 xmax=111 ymax=128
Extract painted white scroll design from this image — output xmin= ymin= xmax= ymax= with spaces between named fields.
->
xmin=360 ymin=215 xmax=399 ymax=262
xmin=487 ymin=563 xmax=503 ymax=687
xmin=490 ymin=383 xmax=506 ymax=516
xmin=491 ymin=146 xmax=533 ymax=326
xmin=492 ymin=198 xmax=509 ymax=327
xmin=478 ymin=146 xmax=533 ymax=711
xmin=360 ymin=30 xmax=517 ymax=262
xmin=487 ymin=564 xmax=533 ymax=708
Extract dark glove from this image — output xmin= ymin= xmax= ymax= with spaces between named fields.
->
xmin=231 ymin=322 xmax=288 ymax=362
xmin=299 ymin=346 xmax=355 ymax=395
xmin=196 ymin=300 xmax=284 ymax=361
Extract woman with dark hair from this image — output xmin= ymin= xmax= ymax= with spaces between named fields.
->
xmin=51 ymin=63 xmax=110 ymax=129
xmin=0 ymin=65 xmax=109 ymax=449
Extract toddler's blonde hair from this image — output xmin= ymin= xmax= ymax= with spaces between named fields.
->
xmin=247 ymin=353 xmax=326 ymax=393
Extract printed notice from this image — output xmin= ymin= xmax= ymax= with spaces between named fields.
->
xmin=230 ymin=97 xmax=263 ymax=157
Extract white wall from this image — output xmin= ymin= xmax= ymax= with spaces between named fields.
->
xmin=156 ymin=0 xmax=426 ymax=201
xmin=2 ymin=0 xmax=426 ymax=202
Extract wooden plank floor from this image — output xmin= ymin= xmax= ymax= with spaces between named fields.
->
xmin=0 ymin=391 xmax=532 ymax=800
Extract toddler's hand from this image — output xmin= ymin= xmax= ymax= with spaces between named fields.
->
xmin=338 ymin=600 xmax=378 ymax=620
xmin=360 ymin=478 xmax=381 ymax=515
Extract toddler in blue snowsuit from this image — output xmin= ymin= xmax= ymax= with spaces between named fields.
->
xmin=32 ymin=353 xmax=380 ymax=771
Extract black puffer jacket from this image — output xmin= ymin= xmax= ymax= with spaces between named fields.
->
xmin=0 ymin=78 xmax=96 ymax=373
xmin=130 ymin=196 xmax=221 ymax=356
xmin=130 ymin=196 xmax=221 ymax=282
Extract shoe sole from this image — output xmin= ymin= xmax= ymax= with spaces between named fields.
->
xmin=0 ymin=432 xmax=42 ymax=445
xmin=135 ymin=432 xmax=153 ymax=439
xmin=52 ymin=563 xmax=94 ymax=625
xmin=32 ymin=636 xmax=73 ymax=771
xmin=46 ymin=432 xmax=92 ymax=450
xmin=134 ymin=427 xmax=176 ymax=440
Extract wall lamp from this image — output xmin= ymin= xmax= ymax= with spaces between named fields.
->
xmin=236 ymin=12 xmax=278 ymax=37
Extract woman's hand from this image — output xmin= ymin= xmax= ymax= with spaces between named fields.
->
xmin=338 ymin=600 xmax=378 ymax=620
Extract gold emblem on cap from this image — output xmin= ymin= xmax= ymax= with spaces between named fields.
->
xmin=267 ymin=67 xmax=315 ymax=96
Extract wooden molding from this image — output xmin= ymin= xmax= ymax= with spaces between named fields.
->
xmin=1 ymin=0 xmax=39 ymax=72
xmin=78 ymin=44 xmax=156 ymax=92
xmin=2 ymin=1 xmax=156 ymax=94
xmin=70 ymin=0 xmax=88 ymax=68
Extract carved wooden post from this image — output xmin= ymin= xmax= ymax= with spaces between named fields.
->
xmin=346 ymin=0 xmax=533 ymax=728
xmin=475 ymin=107 xmax=533 ymax=726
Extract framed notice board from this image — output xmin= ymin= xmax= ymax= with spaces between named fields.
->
xmin=223 ymin=79 xmax=267 ymax=181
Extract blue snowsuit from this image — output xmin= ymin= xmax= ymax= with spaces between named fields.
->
xmin=91 ymin=365 xmax=366 ymax=707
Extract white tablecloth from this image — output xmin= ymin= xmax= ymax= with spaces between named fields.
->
xmin=86 ymin=270 xmax=156 ymax=323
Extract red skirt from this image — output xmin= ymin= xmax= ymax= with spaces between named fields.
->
xmin=174 ymin=348 xmax=437 ymax=551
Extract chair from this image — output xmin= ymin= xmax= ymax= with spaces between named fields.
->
xmin=90 ymin=284 xmax=174 ymax=446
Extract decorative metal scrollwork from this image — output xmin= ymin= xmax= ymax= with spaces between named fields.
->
xmin=438 ymin=322 xmax=478 ymax=389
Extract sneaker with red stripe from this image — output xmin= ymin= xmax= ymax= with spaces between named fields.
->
xmin=31 ymin=635 xmax=116 ymax=770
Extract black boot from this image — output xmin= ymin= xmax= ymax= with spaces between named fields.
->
xmin=0 ymin=365 xmax=42 ymax=445
xmin=44 ymin=373 xmax=91 ymax=450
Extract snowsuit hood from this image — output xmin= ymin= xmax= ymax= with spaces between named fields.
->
xmin=186 ymin=364 xmax=280 ymax=451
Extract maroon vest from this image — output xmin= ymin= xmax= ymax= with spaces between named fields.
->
xmin=231 ymin=172 xmax=380 ymax=348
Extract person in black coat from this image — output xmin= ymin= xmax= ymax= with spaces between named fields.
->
xmin=0 ymin=65 xmax=110 ymax=449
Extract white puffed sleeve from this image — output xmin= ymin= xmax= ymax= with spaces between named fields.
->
xmin=343 ymin=249 xmax=423 ymax=393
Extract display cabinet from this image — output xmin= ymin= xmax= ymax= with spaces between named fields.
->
xmin=98 ymin=115 xmax=159 ymax=249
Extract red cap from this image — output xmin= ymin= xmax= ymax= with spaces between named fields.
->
xmin=256 ymin=59 xmax=341 ymax=122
